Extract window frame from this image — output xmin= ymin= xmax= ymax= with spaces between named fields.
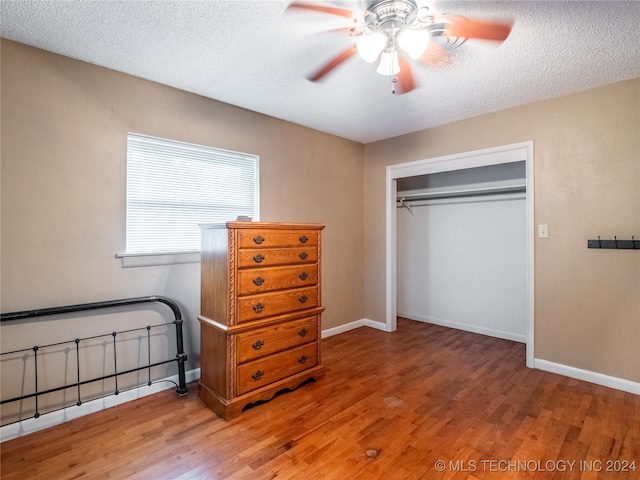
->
xmin=117 ymin=133 xmax=260 ymax=267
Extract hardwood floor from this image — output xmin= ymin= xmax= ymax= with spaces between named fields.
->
xmin=2 ymin=318 xmax=639 ymax=479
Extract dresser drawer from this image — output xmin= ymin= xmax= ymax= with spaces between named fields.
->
xmin=237 ymin=316 xmax=318 ymax=363
xmin=238 ymin=229 xmax=318 ymax=249
xmin=238 ymin=246 xmax=318 ymax=268
xmin=237 ymin=287 xmax=318 ymax=322
xmin=236 ymin=343 xmax=318 ymax=395
xmin=237 ymin=264 xmax=318 ymax=295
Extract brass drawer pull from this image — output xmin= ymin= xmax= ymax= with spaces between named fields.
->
xmin=299 ymin=235 xmax=308 ymax=244
xmin=299 ymin=272 xmax=308 ymax=281
xmin=299 ymin=328 xmax=308 ymax=337
xmin=252 ymin=339 xmax=264 ymax=350
xmin=298 ymin=355 xmax=308 ymax=364
xmin=253 ymin=235 xmax=265 ymax=245
xmin=299 ymin=295 xmax=308 ymax=304
xmin=253 ymin=276 xmax=265 ymax=286
xmin=299 ymin=252 xmax=308 ymax=260
xmin=252 ymin=370 xmax=264 ymax=381
xmin=253 ymin=303 xmax=265 ymax=314
xmin=253 ymin=254 xmax=265 ymax=263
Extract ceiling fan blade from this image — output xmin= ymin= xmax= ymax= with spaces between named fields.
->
xmin=395 ymin=57 xmax=415 ymax=95
xmin=419 ymin=40 xmax=452 ymax=69
xmin=328 ymin=25 xmax=366 ymax=36
xmin=308 ymin=44 xmax=357 ymax=82
xmin=287 ymin=1 xmax=359 ymax=19
xmin=445 ymin=17 xmax=513 ymax=41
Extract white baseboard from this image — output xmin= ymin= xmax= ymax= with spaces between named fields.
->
xmin=534 ymin=359 xmax=640 ymax=395
xmin=399 ymin=311 xmax=527 ymax=344
xmin=1 ymin=368 xmax=201 ymax=442
xmin=322 ymin=318 xmax=389 ymax=338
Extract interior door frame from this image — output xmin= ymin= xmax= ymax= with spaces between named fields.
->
xmin=385 ymin=141 xmax=535 ymax=368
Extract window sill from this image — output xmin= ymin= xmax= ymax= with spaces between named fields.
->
xmin=116 ymin=251 xmax=201 ymax=268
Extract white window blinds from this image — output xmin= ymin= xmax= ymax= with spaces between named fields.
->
xmin=126 ymin=133 xmax=259 ymax=254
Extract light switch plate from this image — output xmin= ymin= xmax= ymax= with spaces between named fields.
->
xmin=538 ymin=224 xmax=549 ymax=238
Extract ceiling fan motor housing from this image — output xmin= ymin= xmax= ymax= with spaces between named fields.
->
xmin=365 ymin=0 xmax=419 ymax=33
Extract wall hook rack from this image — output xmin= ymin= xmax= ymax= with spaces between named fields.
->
xmin=587 ymin=236 xmax=639 ymax=250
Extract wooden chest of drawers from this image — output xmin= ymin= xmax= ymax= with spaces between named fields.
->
xmin=198 ymin=221 xmax=325 ymax=420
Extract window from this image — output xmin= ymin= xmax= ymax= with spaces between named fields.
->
xmin=125 ymin=133 xmax=259 ymax=255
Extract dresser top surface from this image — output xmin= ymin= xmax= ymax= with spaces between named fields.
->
xmin=200 ymin=221 xmax=325 ymax=230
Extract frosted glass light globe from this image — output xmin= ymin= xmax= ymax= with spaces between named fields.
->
xmin=377 ymin=50 xmax=400 ymax=75
xmin=398 ymin=28 xmax=429 ymax=59
xmin=357 ymin=32 xmax=387 ymax=63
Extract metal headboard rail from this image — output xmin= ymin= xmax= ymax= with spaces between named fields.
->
xmin=0 ymin=295 xmax=188 ymax=426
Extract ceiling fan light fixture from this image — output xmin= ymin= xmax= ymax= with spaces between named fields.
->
xmin=397 ymin=28 xmax=429 ymax=59
xmin=357 ymin=31 xmax=387 ymax=63
xmin=377 ymin=49 xmax=400 ymax=75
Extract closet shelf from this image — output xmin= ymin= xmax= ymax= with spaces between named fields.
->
xmin=397 ymin=184 xmax=526 ymax=203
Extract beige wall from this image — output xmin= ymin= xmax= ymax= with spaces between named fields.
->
xmin=0 ymin=40 xmax=365 ymax=372
xmin=364 ymin=78 xmax=640 ymax=383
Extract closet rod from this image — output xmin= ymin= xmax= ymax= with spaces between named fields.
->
xmin=397 ymin=184 xmax=526 ymax=203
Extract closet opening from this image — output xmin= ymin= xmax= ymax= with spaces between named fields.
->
xmin=385 ymin=142 xmax=534 ymax=367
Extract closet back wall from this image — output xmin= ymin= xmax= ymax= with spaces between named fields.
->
xmin=397 ymin=194 xmax=527 ymax=342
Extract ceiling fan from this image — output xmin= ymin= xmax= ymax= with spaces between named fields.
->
xmin=287 ymin=0 xmax=513 ymax=94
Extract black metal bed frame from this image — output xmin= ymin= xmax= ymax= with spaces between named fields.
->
xmin=0 ymin=295 xmax=188 ymax=426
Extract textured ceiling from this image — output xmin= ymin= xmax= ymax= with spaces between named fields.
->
xmin=1 ymin=0 xmax=639 ymax=143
